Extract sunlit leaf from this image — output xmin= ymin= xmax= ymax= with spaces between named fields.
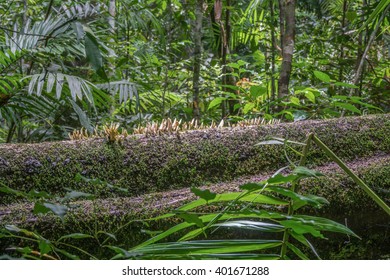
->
xmin=191 ymin=188 xmax=217 ymax=202
xmin=313 ymin=71 xmax=331 ymax=83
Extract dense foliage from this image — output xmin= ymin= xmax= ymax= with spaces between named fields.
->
xmin=0 ymin=0 xmax=389 ymax=142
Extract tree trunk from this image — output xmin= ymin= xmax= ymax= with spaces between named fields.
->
xmin=0 ymin=114 xmax=388 ymax=202
xmin=269 ymin=0 xmax=277 ymax=110
xmin=192 ymin=0 xmax=203 ymax=121
xmin=277 ymin=0 xmax=296 ymax=99
xmin=108 ymin=0 xmax=116 ymax=74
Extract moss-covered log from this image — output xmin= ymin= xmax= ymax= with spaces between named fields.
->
xmin=0 ymin=154 xmax=389 ymax=259
xmin=0 ymin=114 xmax=389 ymax=204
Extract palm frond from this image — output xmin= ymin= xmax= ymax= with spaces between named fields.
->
xmin=23 ymin=73 xmax=100 ymax=105
xmin=98 ymin=80 xmax=139 ymax=104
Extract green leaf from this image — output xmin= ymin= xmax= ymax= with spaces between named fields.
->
xmin=83 ymin=26 xmax=107 ymax=81
xmin=293 ymin=110 xmax=308 ymax=121
xmin=191 ymin=188 xmax=217 ymax=202
xmin=177 ymin=213 xmax=204 ymax=228
xmin=5 ymin=225 xmax=22 ymax=233
xmin=208 ymin=97 xmax=225 ymax=110
xmin=333 ymin=102 xmax=361 ymax=114
xmin=290 ymin=96 xmax=300 ymax=106
xmin=55 ymin=248 xmax=80 ymax=260
xmin=267 ymin=174 xmax=299 ymax=184
xmin=287 ymin=242 xmax=309 ymax=260
xmin=239 ymin=182 xmax=266 ymax=191
xmin=58 ymin=233 xmax=94 ymax=242
xmin=213 ymin=220 xmax=284 ymax=232
xmin=255 ymin=140 xmax=284 ymax=145
xmin=33 ymin=203 xmax=51 ymax=215
xmin=27 ymin=190 xmax=51 ymax=199
xmin=250 ymin=86 xmax=267 ymax=98
xmin=0 ymin=186 xmax=27 ymax=198
xmin=292 ymin=215 xmax=359 ymax=238
xmin=97 ymin=231 xmax=117 ymax=241
xmin=265 ymin=186 xmax=327 ymax=210
xmin=39 ymin=240 xmax=52 ymax=255
xmin=293 ymin=166 xmax=324 ymax=178
xmin=132 ymin=240 xmax=282 ymax=255
xmin=279 ymin=220 xmax=324 ymax=238
xmin=243 ymin=102 xmax=255 ymax=114
xmin=181 ymin=192 xmax=287 ymax=213
xmin=290 ymin=231 xmax=321 ymax=259
xmin=305 ymin=91 xmax=316 ymax=103
xmin=313 ymin=71 xmax=331 ymax=83
xmin=334 ymin=82 xmax=358 ymax=89
xmin=34 ymin=203 xmax=68 ymax=220
xmin=62 ymin=190 xmax=94 ymax=201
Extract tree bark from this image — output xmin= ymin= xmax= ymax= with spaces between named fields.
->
xmin=277 ymin=0 xmax=296 ymax=99
xmin=192 ymin=0 xmax=203 ymax=121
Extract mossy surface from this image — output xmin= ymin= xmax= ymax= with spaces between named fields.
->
xmin=1 ymin=114 xmax=389 ymax=204
xmin=1 ymin=153 xmax=389 ymax=259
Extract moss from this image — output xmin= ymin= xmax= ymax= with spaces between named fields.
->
xmin=1 ymin=153 xmax=389 ymax=256
xmin=1 ymin=114 xmax=389 ymax=204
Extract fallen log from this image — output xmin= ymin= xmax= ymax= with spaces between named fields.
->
xmin=0 ymin=114 xmax=389 ymax=204
xmin=0 ymin=153 xmax=389 ymax=259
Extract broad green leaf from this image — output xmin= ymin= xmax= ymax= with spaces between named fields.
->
xmin=279 ymin=220 xmax=324 ymax=238
xmin=305 ymin=91 xmax=316 ymax=103
xmin=313 ymin=71 xmax=331 ymax=83
xmin=39 ymin=240 xmax=52 ymax=255
xmin=267 ymin=174 xmax=298 ymax=184
xmin=191 ymin=187 xmax=216 ymax=202
xmin=33 ymin=203 xmax=51 ymax=215
xmin=333 ymin=102 xmax=361 ymax=114
xmin=208 ymin=97 xmax=225 ymax=110
xmin=227 ymin=62 xmax=240 ymax=69
xmin=83 ymin=27 xmax=107 ymax=81
xmin=293 ymin=166 xmax=324 ymax=178
xmin=62 ymin=190 xmax=94 ymax=201
xmin=243 ymin=102 xmax=255 ymax=114
xmin=177 ymin=213 xmax=204 ymax=228
xmin=239 ymin=182 xmax=266 ymax=191
xmin=290 ymin=96 xmax=300 ymax=106
xmin=334 ymin=82 xmax=358 ymax=89
xmin=293 ymin=110 xmax=308 ymax=121
xmin=42 ymin=203 xmax=68 ymax=219
xmin=265 ymin=186 xmax=327 ymax=210
xmin=292 ymin=215 xmax=359 ymax=238
xmin=250 ymin=86 xmax=267 ymax=98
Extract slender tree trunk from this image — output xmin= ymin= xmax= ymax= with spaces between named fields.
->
xmin=338 ymin=0 xmax=348 ymax=83
xmin=277 ymin=0 xmax=296 ymax=99
xmin=193 ymin=0 xmax=204 ymax=120
xmin=108 ymin=0 xmax=116 ymax=114
xmin=269 ymin=0 xmax=277 ymax=109
xmin=108 ymin=0 xmax=116 ymax=75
